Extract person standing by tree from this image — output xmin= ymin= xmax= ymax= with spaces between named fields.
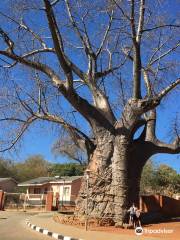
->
xmin=127 ymin=203 xmax=137 ymax=228
xmin=135 ymin=208 xmax=142 ymax=228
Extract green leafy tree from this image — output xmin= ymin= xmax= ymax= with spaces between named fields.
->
xmin=171 ymin=174 xmax=180 ymax=194
xmin=140 ymin=161 xmax=180 ymax=196
xmin=140 ymin=159 xmax=156 ymax=194
xmin=15 ymin=155 xmax=49 ymax=182
xmin=50 ymin=163 xmax=84 ymax=177
xmin=0 ymin=158 xmax=17 ymax=178
xmin=154 ymin=164 xmax=180 ymax=195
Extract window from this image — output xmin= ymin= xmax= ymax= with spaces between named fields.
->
xmin=63 ymin=186 xmax=70 ymax=196
xmin=34 ymin=188 xmax=41 ymax=194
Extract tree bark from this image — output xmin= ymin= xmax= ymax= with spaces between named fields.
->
xmin=75 ymin=129 xmax=146 ymax=226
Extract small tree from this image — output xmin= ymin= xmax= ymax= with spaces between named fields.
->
xmin=15 ymin=155 xmax=49 ymax=181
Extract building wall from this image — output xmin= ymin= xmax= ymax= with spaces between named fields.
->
xmin=26 ymin=178 xmax=82 ymax=205
xmin=28 ymin=184 xmax=51 ymax=194
xmin=140 ymin=195 xmax=162 ymax=212
xmin=0 ymin=180 xmax=17 ymax=192
xmin=70 ymin=178 xmax=82 ymax=201
xmin=140 ymin=194 xmax=180 ymax=217
xmin=51 ymin=179 xmax=82 ymax=203
xmin=51 ymin=183 xmax=71 ymax=202
xmin=61 ymin=184 xmax=71 ymax=202
xmin=161 ymin=195 xmax=180 ymax=217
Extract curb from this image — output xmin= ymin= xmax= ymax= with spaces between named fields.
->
xmin=25 ymin=219 xmax=83 ymax=240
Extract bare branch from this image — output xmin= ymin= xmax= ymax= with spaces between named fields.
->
xmin=0 ymin=37 xmax=113 ymax=128
xmin=157 ymin=78 xmax=180 ymax=101
xmin=142 ymin=68 xmax=152 ymax=96
xmin=65 ymin=0 xmax=94 ymax=57
xmin=19 ymin=19 xmax=48 ymax=49
xmin=122 ymin=46 xmax=133 ymax=61
xmin=148 ymin=35 xmax=171 ymax=65
xmin=130 ymin=0 xmax=142 ymax=99
xmin=0 ymin=11 xmax=48 ymax=49
xmin=95 ymin=61 xmax=126 ymax=79
xmin=64 ymin=55 xmax=85 ymax=80
xmin=21 ymin=48 xmax=55 ymax=58
xmin=0 ymin=117 xmax=26 ymax=123
xmin=22 ymin=48 xmax=85 ymax=80
xmin=15 ymin=88 xmax=35 ymax=115
xmin=96 ymin=10 xmax=114 ymax=57
xmin=0 ymin=48 xmax=55 ymax=69
xmin=111 ymin=0 xmax=131 ymax=21
xmin=50 ymin=0 xmax=60 ymax=7
xmin=58 ymin=148 xmax=84 ymax=164
xmin=149 ymin=42 xmax=180 ymax=66
xmin=41 ymin=0 xmax=60 ymax=9
xmin=34 ymin=112 xmax=94 ymax=149
xmin=133 ymin=78 xmax=179 ymax=115
xmin=43 ymin=1 xmax=85 ymax=87
xmin=136 ymin=0 xmax=145 ymax=43
xmin=0 ymin=56 xmax=12 ymax=67
xmin=44 ymin=0 xmax=73 ymax=88
xmin=154 ymin=138 xmax=180 ymax=154
xmin=130 ymin=0 xmax=136 ymax=43
xmin=0 ymin=28 xmax=14 ymax=53
xmin=0 ymin=50 xmax=63 ymax=86
xmin=0 ymin=116 xmax=37 ymax=152
xmin=142 ymin=24 xmax=180 ymax=33
xmin=145 ymin=109 xmax=156 ymax=141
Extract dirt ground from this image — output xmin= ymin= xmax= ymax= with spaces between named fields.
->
xmin=54 ymin=214 xmax=180 ymax=239
xmin=90 ymin=219 xmax=180 ymax=240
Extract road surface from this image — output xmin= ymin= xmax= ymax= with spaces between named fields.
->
xmin=0 ymin=211 xmax=51 ymax=240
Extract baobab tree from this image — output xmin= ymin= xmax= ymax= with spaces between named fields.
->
xmin=0 ymin=0 xmax=179 ymax=225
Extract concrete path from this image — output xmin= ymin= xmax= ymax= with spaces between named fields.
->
xmin=29 ymin=212 xmax=158 ymax=240
xmin=0 ymin=211 xmax=51 ymax=240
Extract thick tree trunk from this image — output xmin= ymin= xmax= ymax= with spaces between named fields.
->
xmin=75 ymin=131 xmax=144 ymax=226
xmin=111 ymin=135 xmax=130 ymax=225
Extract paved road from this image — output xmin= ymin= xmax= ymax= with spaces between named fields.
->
xmin=0 ymin=211 xmax=51 ymax=240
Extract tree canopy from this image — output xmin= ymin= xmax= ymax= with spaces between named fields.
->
xmin=141 ymin=160 xmax=180 ymax=196
xmin=0 ymin=155 xmax=84 ymax=182
xmin=0 ymin=0 xmax=179 ymax=156
xmin=14 ymin=155 xmax=50 ymax=181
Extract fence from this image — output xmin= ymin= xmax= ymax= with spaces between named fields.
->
xmin=1 ymin=191 xmax=179 ymax=220
xmin=140 ymin=194 xmax=180 ymax=217
xmin=3 ymin=192 xmax=47 ymax=211
xmin=58 ymin=194 xmax=77 ymax=213
xmin=24 ymin=193 xmax=47 ymax=211
xmin=4 ymin=192 xmax=24 ymax=210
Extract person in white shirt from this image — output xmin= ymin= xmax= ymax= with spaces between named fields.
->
xmin=127 ymin=203 xmax=137 ymax=228
xmin=135 ymin=208 xmax=142 ymax=227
